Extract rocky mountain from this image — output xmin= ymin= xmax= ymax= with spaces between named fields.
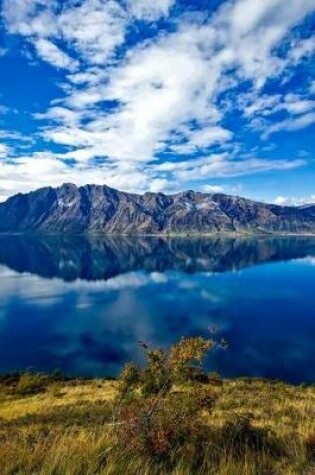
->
xmin=0 ymin=183 xmax=314 ymax=234
xmin=298 ymin=204 xmax=315 ymax=217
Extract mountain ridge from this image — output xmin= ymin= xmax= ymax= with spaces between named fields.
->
xmin=0 ymin=183 xmax=314 ymax=235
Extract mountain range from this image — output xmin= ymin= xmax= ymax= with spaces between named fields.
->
xmin=0 ymin=183 xmax=314 ymax=235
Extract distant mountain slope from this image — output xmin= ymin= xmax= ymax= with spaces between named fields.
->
xmin=298 ymin=204 xmax=315 ymax=218
xmin=0 ymin=183 xmax=314 ymax=234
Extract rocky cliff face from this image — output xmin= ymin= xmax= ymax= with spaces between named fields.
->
xmin=0 ymin=183 xmax=314 ymax=234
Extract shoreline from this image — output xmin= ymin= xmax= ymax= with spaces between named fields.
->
xmin=1 ymin=231 xmax=315 ymax=237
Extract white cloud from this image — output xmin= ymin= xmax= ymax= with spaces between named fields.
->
xmin=0 ymin=150 xmax=173 ymax=201
xmin=33 ymin=0 xmax=314 ymax=167
xmin=288 ymin=36 xmax=315 ymax=64
xmin=126 ymin=0 xmax=175 ymax=20
xmin=34 ymin=106 xmax=85 ymax=126
xmin=2 ymin=0 xmax=175 ymax=68
xmin=157 ymin=154 xmax=304 ymax=181
xmin=202 ymin=185 xmax=225 ymax=193
xmin=284 ymin=95 xmax=315 ymax=115
xmin=2 ymin=0 xmax=57 ymax=37
xmin=2 ymin=0 xmax=127 ymax=67
xmin=239 ymin=91 xmax=315 ymax=119
xmin=263 ymin=112 xmax=315 ymax=138
xmin=190 ymin=126 xmax=233 ymax=147
xmin=237 ymin=89 xmax=315 ymax=139
xmin=213 ymin=0 xmax=315 ymax=87
xmin=34 ymin=38 xmax=78 ymax=70
xmin=1 ymin=0 xmax=314 ymax=197
xmin=238 ymin=93 xmax=281 ymax=118
xmin=0 ymin=143 xmax=10 ymax=158
xmin=59 ymin=0 xmax=127 ymax=65
xmin=169 ymin=126 xmax=233 ymax=154
xmin=274 ymin=195 xmax=315 ymax=207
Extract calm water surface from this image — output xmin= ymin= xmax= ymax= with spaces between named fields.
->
xmin=0 ymin=235 xmax=314 ymax=384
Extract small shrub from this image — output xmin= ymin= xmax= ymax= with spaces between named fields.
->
xmin=115 ymin=391 xmax=213 ymax=461
xmin=139 ymin=344 xmax=172 ymax=396
xmin=117 ymin=337 xmax=220 ymax=398
xmin=126 ymin=336 xmax=219 ymax=398
xmin=119 ymin=362 xmax=141 ymax=396
xmin=168 ymin=337 xmax=214 ymax=384
xmin=115 ymin=336 xmax=221 ymax=467
xmin=141 ymin=364 xmax=172 ymax=396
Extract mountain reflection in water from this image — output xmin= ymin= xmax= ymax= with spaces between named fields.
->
xmin=0 ymin=235 xmax=314 ymax=384
xmin=0 ymin=234 xmax=315 ymax=281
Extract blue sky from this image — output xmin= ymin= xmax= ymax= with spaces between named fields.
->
xmin=0 ymin=0 xmax=314 ymax=204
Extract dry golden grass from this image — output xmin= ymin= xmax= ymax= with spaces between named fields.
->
xmin=0 ymin=378 xmax=116 ymax=420
xmin=210 ymin=379 xmax=315 ymax=436
xmin=0 ymin=376 xmax=314 ymax=475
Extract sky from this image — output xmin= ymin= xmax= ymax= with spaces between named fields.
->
xmin=0 ymin=0 xmax=314 ymax=204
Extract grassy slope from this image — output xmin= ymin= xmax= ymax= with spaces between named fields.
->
xmin=0 ymin=376 xmax=315 ymax=475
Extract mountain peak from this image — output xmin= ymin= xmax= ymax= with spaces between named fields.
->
xmin=58 ymin=183 xmax=78 ymax=191
xmin=0 ymin=184 xmax=314 ymax=235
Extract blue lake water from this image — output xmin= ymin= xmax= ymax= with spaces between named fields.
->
xmin=0 ymin=235 xmax=314 ymax=384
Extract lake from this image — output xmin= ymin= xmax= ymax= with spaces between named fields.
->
xmin=0 ymin=235 xmax=314 ymax=384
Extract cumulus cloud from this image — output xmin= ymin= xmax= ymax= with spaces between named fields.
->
xmin=2 ymin=0 xmax=57 ymax=37
xmin=59 ymin=0 xmax=127 ymax=65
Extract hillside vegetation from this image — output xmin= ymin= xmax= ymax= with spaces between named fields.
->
xmin=1 ymin=338 xmax=315 ymax=475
